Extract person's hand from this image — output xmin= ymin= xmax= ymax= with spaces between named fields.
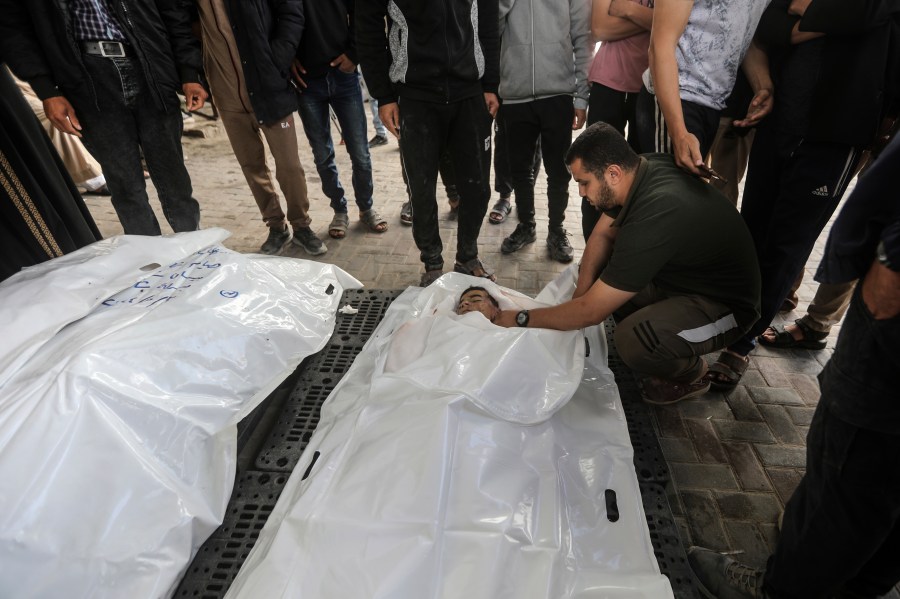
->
xmin=330 ymin=53 xmax=356 ymax=74
xmin=862 ymin=259 xmax=900 ymax=320
xmin=733 ymin=88 xmax=773 ymax=128
xmin=291 ymin=59 xmax=308 ymax=89
xmin=573 ymin=108 xmax=586 ymax=130
xmin=379 ymin=102 xmax=401 ymax=139
xmin=608 ymin=0 xmax=631 ymax=18
xmin=788 ymin=0 xmax=812 ymax=16
xmin=672 ymin=131 xmax=705 ymax=176
xmin=43 ymin=96 xmax=82 ymax=137
xmin=484 ymin=92 xmax=499 ymax=118
xmin=182 ymin=82 xmax=207 ymax=111
xmin=494 ymin=309 xmax=517 ymax=328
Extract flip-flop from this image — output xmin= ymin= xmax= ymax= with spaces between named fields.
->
xmin=329 ymin=212 xmax=349 ymax=239
xmin=488 ymin=197 xmax=511 ymax=224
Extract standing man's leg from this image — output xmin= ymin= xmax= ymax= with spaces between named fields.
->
xmin=399 ymin=98 xmax=447 ymax=284
xmin=447 ymin=95 xmax=494 ymax=278
xmin=260 ymin=113 xmax=323 ymax=255
xmin=296 ymin=76 xmax=349 ymax=240
xmin=74 ymin=55 xmax=166 ymax=235
xmin=537 ymin=95 xmax=575 ymax=263
xmin=499 ymin=101 xmax=541 ymax=255
xmin=328 ymin=69 xmax=386 ymax=233
xmin=218 ymin=109 xmax=292 ymax=253
xmin=130 ymin=63 xmax=199 ymax=233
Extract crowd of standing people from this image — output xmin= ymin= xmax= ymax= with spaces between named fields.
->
xmin=1 ymin=0 xmax=899 ymax=598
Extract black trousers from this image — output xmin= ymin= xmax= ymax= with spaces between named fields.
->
xmin=498 ymin=95 xmax=574 ymax=231
xmin=583 ymin=82 xmax=641 ymax=240
xmin=727 ymin=126 xmax=861 ymax=356
xmin=399 ymin=95 xmax=492 ymax=269
xmin=634 ymin=85 xmax=719 ymax=156
xmin=71 ymin=54 xmax=199 ymax=235
xmin=764 ymin=292 xmax=900 ymax=598
xmin=493 ymin=118 xmax=541 ymax=197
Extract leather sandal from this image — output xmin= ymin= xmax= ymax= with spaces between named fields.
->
xmin=360 ymin=208 xmax=388 ymax=233
xmin=328 ymin=212 xmax=349 ymax=239
xmin=488 ymin=197 xmax=511 ymax=224
xmin=704 ymin=351 xmax=749 ymax=392
xmin=758 ymin=319 xmax=828 ymax=350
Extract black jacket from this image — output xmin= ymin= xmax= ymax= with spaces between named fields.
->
xmin=755 ymin=0 xmax=900 ymax=146
xmin=0 ymin=0 xmax=202 ymax=112
xmin=297 ymin=0 xmax=355 ymax=79
xmin=222 ymin=0 xmax=304 ymax=124
xmin=356 ymin=0 xmax=499 ymax=105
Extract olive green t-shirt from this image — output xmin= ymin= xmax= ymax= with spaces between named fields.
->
xmin=600 ymin=154 xmax=761 ymax=326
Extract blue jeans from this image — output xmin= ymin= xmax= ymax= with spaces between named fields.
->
xmin=72 ymin=54 xmax=199 ymax=235
xmin=296 ymin=68 xmax=373 ymax=214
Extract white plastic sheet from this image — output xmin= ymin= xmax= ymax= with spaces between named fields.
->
xmin=0 ymin=230 xmax=361 ymax=599
xmin=225 ymin=272 xmax=674 ymax=599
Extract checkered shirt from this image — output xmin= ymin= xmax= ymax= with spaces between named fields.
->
xmin=69 ymin=0 xmax=127 ymax=41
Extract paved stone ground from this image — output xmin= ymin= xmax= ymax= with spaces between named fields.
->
xmin=83 ymin=113 xmax=896 ymax=595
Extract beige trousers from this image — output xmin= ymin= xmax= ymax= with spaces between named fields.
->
xmin=15 ymin=77 xmax=103 ymax=184
xmin=218 ymin=110 xmax=311 ymax=229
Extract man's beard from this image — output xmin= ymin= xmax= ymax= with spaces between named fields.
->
xmin=590 ymin=181 xmax=616 ymax=212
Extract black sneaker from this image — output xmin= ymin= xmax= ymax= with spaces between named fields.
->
xmin=501 ymin=223 xmax=537 ymax=254
xmin=688 ymin=547 xmax=768 ymax=599
xmin=291 ymin=226 xmax=327 ymax=255
xmin=368 ymin=134 xmax=389 ymax=148
xmin=547 ymin=228 xmax=574 ymax=263
xmin=259 ymin=225 xmax=291 ymax=255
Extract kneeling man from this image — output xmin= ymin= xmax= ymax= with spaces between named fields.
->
xmin=495 ymin=123 xmax=761 ymax=404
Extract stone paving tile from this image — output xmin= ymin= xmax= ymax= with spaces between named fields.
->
xmin=712 ymin=419 xmax=777 ymax=444
xmin=722 ymin=443 xmax=773 ymax=492
xmin=752 ymin=356 xmax=795 ymax=388
xmin=677 ymin=396 xmax=734 ymax=420
xmin=652 ymin=405 xmax=690 ymax=439
xmin=757 ymin=405 xmax=806 ymax=445
xmin=790 ymin=373 xmax=822 ymax=405
xmin=681 ymin=490 xmax=730 ymax=551
xmin=766 ymin=468 xmax=805 ymax=506
xmin=723 ymin=386 xmax=765 ymax=422
xmin=671 ymin=463 xmax=740 ymax=490
xmin=755 ymin=445 xmax=807 ymax=468
xmin=684 ymin=418 xmax=729 ymax=464
xmin=746 ymin=386 xmax=805 ymax=406
xmin=784 ymin=406 xmax=816 ymax=427
xmin=658 ymin=437 xmax=699 ymax=463
xmin=715 ymin=491 xmax=783 ymax=522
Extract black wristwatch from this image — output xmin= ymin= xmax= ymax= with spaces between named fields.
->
xmin=515 ymin=309 xmax=530 ymax=327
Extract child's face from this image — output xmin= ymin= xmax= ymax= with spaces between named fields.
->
xmin=456 ymin=290 xmax=499 ymax=321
